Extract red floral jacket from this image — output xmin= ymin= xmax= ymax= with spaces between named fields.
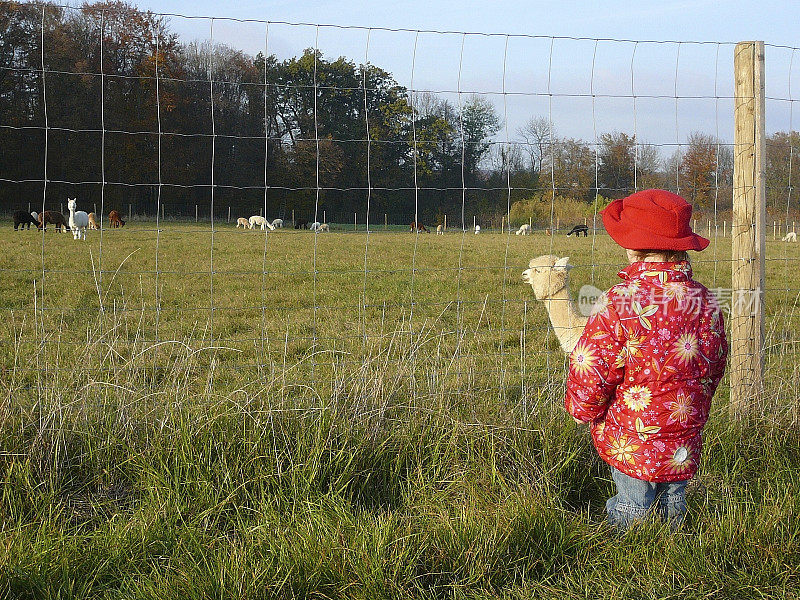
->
xmin=565 ymin=261 xmax=728 ymax=482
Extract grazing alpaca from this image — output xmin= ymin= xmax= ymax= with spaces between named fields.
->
xmin=236 ymin=217 xmax=251 ymax=229
xmin=317 ymin=223 xmax=330 ymax=232
xmin=272 ymin=218 xmax=284 ymax=228
xmin=88 ymin=212 xmax=100 ymax=230
xmin=782 ymin=231 xmax=797 ymax=242
xmin=294 ymin=218 xmax=309 ymax=229
xmin=410 ymin=221 xmax=428 ymax=232
xmin=38 ymin=210 xmax=69 ymax=232
xmin=31 ymin=211 xmax=39 ymax=222
xmin=109 ymin=210 xmax=125 ymax=228
xmin=516 ymin=223 xmax=531 ymax=236
xmin=567 ymin=224 xmax=589 ymax=237
xmin=309 ymin=221 xmax=322 ymax=232
xmin=67 ymin=198 xmax=89 ymax=240
xmin=13 ymin=210 xmax=40 ymax=230
xmin=249 ymin=215 xmax=274 ymax=231
xmin=436 ymin=224 xmax=444 ymax=235
xmin=522 ymin=255 xmax=589 ymax=353
xmin=474 ymin=225 xmax=481 ymax=234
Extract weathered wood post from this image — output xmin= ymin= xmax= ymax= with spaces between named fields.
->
xmin=731 ymin=41 xmax=766 ymax=417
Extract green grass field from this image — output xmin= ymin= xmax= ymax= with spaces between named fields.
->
xmin=1 ymin=220 xmax=799 ymax=598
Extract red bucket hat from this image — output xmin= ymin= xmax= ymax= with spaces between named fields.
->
xmin=600 ymin=189 xmax=709 ymax=251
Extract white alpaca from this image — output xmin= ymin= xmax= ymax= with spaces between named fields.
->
xmin=272 ymin=218 xmax=284 ymax=228
xmin=67 ymin=198 xmax=89 ymax=240
xmin=474 ymin=225 xmax=481 ymax=234
xmin=31 ymin=211 xmax=38 ymax=222
xmin=249 ymin=215 xmax=274 ymax=231
xmin=236 ymin=217 xmax=251 ymax=229
xmin=436 ymin=224 xmax=444 ymax=235
xmin=516 ymin=223 xmax=531 ymax=236
xmin=522 ymin=255 xmax=589 ymax=353
xmin=317 ymin=223 xmax=330 ymax=232
xmin=782 ymin=231 xmax=797 ymax=242
xmin=309 ymin=221 xmax=322 ymax=232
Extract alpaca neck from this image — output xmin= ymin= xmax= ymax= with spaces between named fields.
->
xmin=541 ymin=283 xmax=588 ymax=353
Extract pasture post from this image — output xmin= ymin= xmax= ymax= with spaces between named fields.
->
xmin=323 ymin=210 xmax=326 ymax=223
xmin=723 ymin=220 xmax=726 ymax=237
xmin=354 ymin=212 xmax=357 ymax=231
xmin=128 ymin=204 xmax=132 ymax=221
xmin=162 ymin=204 xmax=165 ymax=220
xmin=707 ymin=219 xmax=711 ymax=238
xmin=444 ymin=215 xmax=447 ymax=231
xmin=731 ymin=40 xmax=766 ymax=418
xmin=292 ymin=209 xmax=295 ymax=227
xmin=500 ymin=215 xmax=504 ymax=232
xmin=227 ymin=206 xmax=231 ymax=223
xmin=28 ymin=202 xmax=31 ymax=214
xmin=60 ymin=202 xmax=63 ymax=214
xmin=773 ymin=220 xmax=777 ymax=239
xmin=195 ymin=205 xmax=198 ymax=222
xmin=384 ymin=213 xmax=387 ymax=230
xmin=94 ymin=203 xmax=97 ymax=215
xmin=556 ymin=217 xmax=560 ymax=232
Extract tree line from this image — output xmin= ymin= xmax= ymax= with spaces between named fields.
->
xmin=2 ymin=1 xmax=798 ymax=224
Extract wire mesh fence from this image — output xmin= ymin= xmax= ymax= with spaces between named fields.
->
xmin=1 ymin=1 xmax=799 ymax=428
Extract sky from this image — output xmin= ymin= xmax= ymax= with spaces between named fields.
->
xmin=61 ymin=0 xmax=800 ymax=147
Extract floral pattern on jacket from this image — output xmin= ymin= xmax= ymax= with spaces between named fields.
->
xmin=565 ymin=260 xmax=728 ymax=482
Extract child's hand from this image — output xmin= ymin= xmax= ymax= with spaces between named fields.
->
xmin=573 ymin=416 xmax=585 ymax=424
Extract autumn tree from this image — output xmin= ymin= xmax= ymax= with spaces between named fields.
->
xmin=597 ymin=132 xmax=635 ymax=198
xmin=675 ymin=132 xmax=731 ymax=208
xmin=766 ymin=130 xmax=800 ymax=212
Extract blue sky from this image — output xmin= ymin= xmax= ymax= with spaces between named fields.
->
xmin=89 ymin=1 xmax=800 ymax=146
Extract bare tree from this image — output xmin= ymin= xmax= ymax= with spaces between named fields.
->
xmin=517 ymin=116 xmax=553 ymax=176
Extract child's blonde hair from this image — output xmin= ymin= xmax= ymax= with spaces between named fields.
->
xmin=629 ymin=249 xmax=690 ymax=263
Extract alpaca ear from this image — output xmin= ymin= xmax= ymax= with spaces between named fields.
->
xmin=554 ymin=256 xmax=573 ymax=271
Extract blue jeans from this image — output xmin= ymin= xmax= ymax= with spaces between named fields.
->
xmin=606 ymin=467 xmax=688 ymax=531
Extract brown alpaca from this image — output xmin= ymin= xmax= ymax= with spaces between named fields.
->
xmin=88 ymin=212 xmax=100 ymax=230
xmin=109 ymin=210 xmax=126 ymax=228
xmin=38 ymin=210 xmax=70 ymax=232
xmin=410 ymin=221 xmax=428 ymax=232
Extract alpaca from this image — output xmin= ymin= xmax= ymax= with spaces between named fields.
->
xmin=272 ymin=218 xmax=284 ymax=228
xmin=309 ymin=221 xmax=322 ymax=232
xmin=109 ymin=210 xmax=125 ymax=228
xmin=567 ymin=224 xmax=589 ymax=237
xmin=294 ymin=218 xmax=309 ymax=229
xmin=38 ymin=210 xmax=69 ymax=232
xmin=236 ymin=217 xmax=251 ymax=229
xmin=317 ymin=223 xmax=330 ymax=232
xmin=249 ymin=215 xmax=274 ymax=231
xmin=88 ymin=212 xmax=100 ymax=230
xmin=522 ymin=255 xmax=589 ymax=353
xmin=516 ymin=223 xmax=531 ymax=236
xmin=31 ymin=211 xmax=38 ymax=222
xmin=410 ymin=221 xmax=428 ymax=232
xmin=782 ymin=231 xmax=797 ymax=242
xmin=13 ymin=210 xmax=40 ymax=230
xmin=436 ymin=224 xmax=444 ymax=235
xmin=67 ymin=199 xmax=89 ymax=240
xmin=474 ymin=225 xmax=481 ymax=234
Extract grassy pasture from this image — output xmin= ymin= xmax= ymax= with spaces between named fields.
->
xmin=1 ymin=220 xmax=799 ymax=598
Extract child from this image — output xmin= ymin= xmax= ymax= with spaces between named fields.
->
xmin=565 ymin=189 xmax=728 ymax=530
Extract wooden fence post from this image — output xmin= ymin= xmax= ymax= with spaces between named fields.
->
xmin=731 ymin=40 xmax=766 ymax=417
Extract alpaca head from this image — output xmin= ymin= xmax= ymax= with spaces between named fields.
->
xmin=522 ymin=255 xmax=573 ymax=299
xmin=67 ymin=198 xmax=77 ymax=212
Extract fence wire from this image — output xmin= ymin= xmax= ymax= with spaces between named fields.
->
xmin=1 ymin=1 xmax=799 ymax=427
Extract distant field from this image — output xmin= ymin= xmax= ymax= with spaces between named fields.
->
xmin=1 ymin=219 xmax=799 ymax=598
